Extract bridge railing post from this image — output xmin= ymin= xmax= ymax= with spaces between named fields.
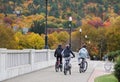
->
xmin=0 ymin=48 xmax=7 ymax=81
xmin=29 ymin=49 xmax=35 ymax=71
xmin=47 ymin=49 xmax=51 ymax=62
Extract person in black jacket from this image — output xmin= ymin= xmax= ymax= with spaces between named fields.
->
xmin=62 ymin=45 xmax=75 ymax=58
xmin=62 ymin=44 xmax=75 ymax=65
xmin=54 ymin=44 xmax=63 ymax=64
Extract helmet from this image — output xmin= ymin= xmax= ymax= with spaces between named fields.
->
xmin=82 ymin=44 xmax=86 ymax=48
xmin=58 ymin=44 xmax=62 ymax=48
xmin=66 ymin=44 xmax=70 ymax=49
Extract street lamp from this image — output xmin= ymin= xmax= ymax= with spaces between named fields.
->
xmin=85 ymin=35 xmax=87 ymax=39
xmin=69 ymin=16 xmax=72 ymax=48
xmin=44 ymin=0 xmax=49 ymax=49
xmin=85 ymin=35 xmax=87 ymax=43
xmin=79 ymin=28 xmax=82 ymax=47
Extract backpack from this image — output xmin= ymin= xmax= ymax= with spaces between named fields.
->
xmin=56 ymin=48 xmax=63 ymax=56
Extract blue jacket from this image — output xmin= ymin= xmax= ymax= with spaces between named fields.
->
xmin=78 ymin=48 xmax=89 ymax=58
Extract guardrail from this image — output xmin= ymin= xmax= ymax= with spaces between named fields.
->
xmin=0 ymin=48 xmax=55 ymax=81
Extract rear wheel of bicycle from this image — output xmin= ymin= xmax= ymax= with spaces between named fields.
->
xmin=79 ymin=61 xmax=88 ymax=73
xmin=55 ymin=63 xmax=59 ymax=72
xmin=69 ymin=68 xmax=71 ymax=75
xmin=83 ymin=61 xmax=88 ymax=72
xmin=60 ymin=67 xmax=62 ymax=72
xmin=64 ymin=69 xmax=67 ymax=75
xmin=59 ymin=64 xmax=62 ymax=72
xmin=79 ymin=64 xmax=82 ymax=73
xmin=64 ymin=66 xmax=67 ymax=75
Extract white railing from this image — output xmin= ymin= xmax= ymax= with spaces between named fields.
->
xmin=6 ymin=50 xmax=30 ymax=68
xmin=0 ymin=49 xmax=55 ymax=81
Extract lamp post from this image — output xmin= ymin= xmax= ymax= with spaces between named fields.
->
xmin=79 ymin=28 xmax=82 ymax=48
xmin=100 ymin=39 xmax=102 ymax=60
xmin=44 ymin=0 xmax=49 ymax=49
xmin=69 ymin=16 xmax=72 ymax=48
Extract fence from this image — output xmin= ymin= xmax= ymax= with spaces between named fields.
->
xmin=0 ymin=48 xmax=55 ymax=81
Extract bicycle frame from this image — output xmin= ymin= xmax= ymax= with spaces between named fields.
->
xmin=104 ymin=59 xmax=113 ymax=72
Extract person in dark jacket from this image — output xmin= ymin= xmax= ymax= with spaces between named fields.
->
xmin=54 ymin=44 xmax=63 ymax=64
xmin=62 ymin=44 xmax=75 ymax=65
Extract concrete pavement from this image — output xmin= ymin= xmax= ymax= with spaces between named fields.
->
xmin=88 ymin=61 xmax=114 ymax=82
xmin=2 ymin=60 xmax=112 ymax=82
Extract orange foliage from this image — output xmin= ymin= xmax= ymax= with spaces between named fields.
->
xmin=103 ymin=19 xmax=111 ymax=27
xmin=83 ymin=17 xmax=111 ymax=28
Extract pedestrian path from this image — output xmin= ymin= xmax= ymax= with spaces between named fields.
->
xmin=88 ymin=61 xmax=114 ymax=82
xmin=2 ymin=60 xmax=113 ymax=82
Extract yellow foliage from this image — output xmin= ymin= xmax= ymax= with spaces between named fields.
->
xmin=0 ymin=13 xmax=4 ymax=19
xmin=9 ymin=1 xmax=14 ymax=5
xmin=57 ymin=31 xmax=69 ymax=44
xmin=15 ymin=32 xmax=45 ymax=49
xmin=48 ymin=33 xmax=59 ymax=48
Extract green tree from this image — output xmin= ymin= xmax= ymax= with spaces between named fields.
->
xmin=49 ymin=3 xmax=60 ymax=18
xmin=29 ymin=20 xmax=45 ymax=35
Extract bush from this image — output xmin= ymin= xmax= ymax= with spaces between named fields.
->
xmin=114 ymin=57 xmax=120 ymax=82
xmin=107 ymin=51 xmax=120 ymax=62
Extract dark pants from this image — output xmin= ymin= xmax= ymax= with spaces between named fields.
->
xmin=56 ymin=56 xmax=62 ymax=64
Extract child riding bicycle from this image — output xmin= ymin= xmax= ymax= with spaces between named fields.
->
xmin=54 ymin=44 xmax=63 ymax=66
xmin=62 ymin=45 xmax=75 ymax=66
xmin=78 ymin=44 xmax=89 ymax=67
xmin=61 ymin=44 xmax=75 ymax=75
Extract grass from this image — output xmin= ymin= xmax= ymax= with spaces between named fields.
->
xmin=94 ymin=74 xmax=118 ymax=82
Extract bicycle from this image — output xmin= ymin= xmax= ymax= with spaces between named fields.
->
xmin=104 ymin=58 xmax=113 ymax=72
xmin=63 ymin=57 xmax=73 ymax=75
xmin=55 ymin=58 xmax=62 ymax=72
xmin=79 ymin=58 xmax=88 ymax=73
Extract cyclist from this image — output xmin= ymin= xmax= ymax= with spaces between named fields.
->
xmin=54 ymin=44 xmax=63 ymax=65
xmin=78 ymin=44 xmax=89 ymax=66
xmin=62 ymin=44 xmax=75 ymax=66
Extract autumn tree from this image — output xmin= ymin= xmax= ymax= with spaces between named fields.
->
xmin=0 ymin=25 xmax=18 ymax=49
xmin=105 ymin=16 xmax=120 ymax=51
xmin=15 ymin=32 xmax=44 ymax=49
xmin=48 ymin=33 xmax=59 ymax=49
xmin=57 ymin=31 xmax=69 ymax=46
